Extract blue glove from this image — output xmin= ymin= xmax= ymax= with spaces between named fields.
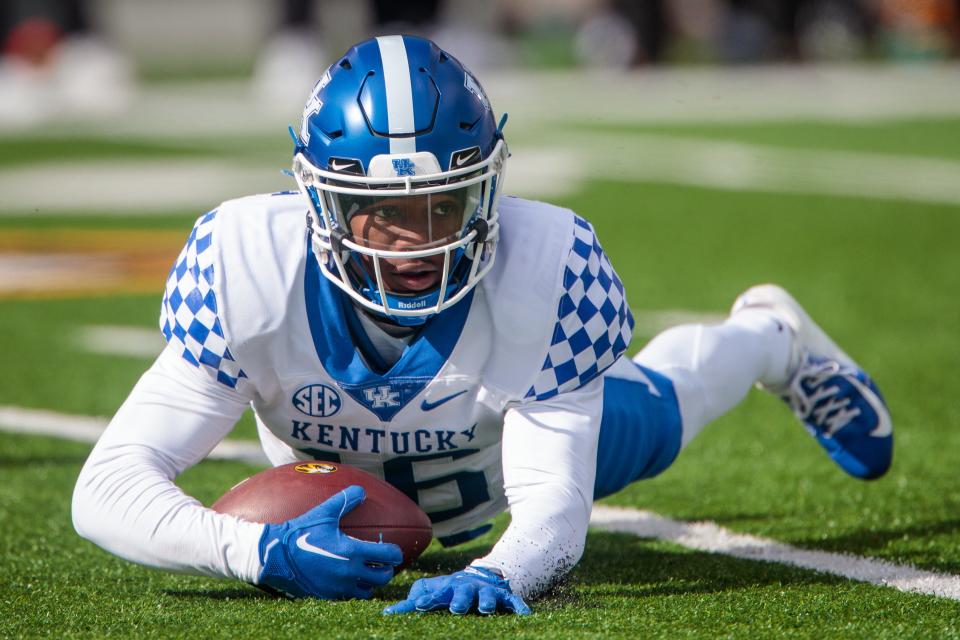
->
xmin=257 ymin=485 xmax=403 ymax=600
xmin=382 ymin=566 xmax=531 ymax=615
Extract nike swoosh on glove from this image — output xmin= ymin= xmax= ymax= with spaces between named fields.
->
xmin=382 ymin=566 xmax=531 ymax=615
xmin=257 ymin=485 xmax=403 ymax=600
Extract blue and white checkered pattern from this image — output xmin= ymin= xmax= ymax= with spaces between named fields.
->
xmin=525 ymin=216 xmax=634 ymax=401
xmin=160 ymin=210 xmax=247 ymax=389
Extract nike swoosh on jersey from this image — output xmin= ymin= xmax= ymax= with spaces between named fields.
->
xmin=420 ymin=389 xmax=469 ymax=411
xmin=296 ymin=534 xmax=349 ymax=561
xmin=847 ymin=376 xmax=893 ymax=438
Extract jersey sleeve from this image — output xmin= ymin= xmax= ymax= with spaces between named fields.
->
xmin=524 ymin=215 xmax=634 ymax=401
xmin=471 ymin=377 xmax=602 ymax=597
xmin=72 ymin=345 xmax=262 ymax=582
xmin=160 ymin=209 xmax=247 ymax=390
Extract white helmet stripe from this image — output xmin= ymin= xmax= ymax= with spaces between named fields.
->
xmin=375 ymin=35 xmax=417 ymax=155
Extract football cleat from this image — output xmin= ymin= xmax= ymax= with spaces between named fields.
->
xmin=732 ymin=284 xmax=893 ymax=480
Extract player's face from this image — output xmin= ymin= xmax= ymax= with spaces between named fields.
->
xmin=347 ymin=193 xmax=465 ymax=293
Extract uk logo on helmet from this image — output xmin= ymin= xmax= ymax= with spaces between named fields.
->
xmin=292 ymin=383 xmax=342 ymax=417
xmin=392 ymin=158 xmax=416 ymax=176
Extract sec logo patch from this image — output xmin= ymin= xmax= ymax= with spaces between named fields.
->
xmin=292 ymin=383 xmax=342 ymax=417
xmin=295 ymin=462 xmax=338 ymax=474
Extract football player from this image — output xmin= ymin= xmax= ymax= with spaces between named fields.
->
xmin=72 ymin=35 xmax=893 ymax=615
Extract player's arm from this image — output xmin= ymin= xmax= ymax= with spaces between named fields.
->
xmin=73 ymin=344 xmax=401 ymax=596
xmin=72 ymin=344 xmax=264 ymax=580
xmin=74 ymin=210 xmax=401 ymax=597
xmin=470 ymin=379 xmax=602 ymax=595
xmin=384 ymin=213 xmax=631 ymax=615
xmin=382 ymin=381 xmax=602 ymax=615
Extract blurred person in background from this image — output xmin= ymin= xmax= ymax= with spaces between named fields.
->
xmin=254 ymin=0 xmax=507 ymax=105
xmin=872 ymin=0 xmax=960 ymax=58
xmin=0 ymin=0 xmax=132 ymax=125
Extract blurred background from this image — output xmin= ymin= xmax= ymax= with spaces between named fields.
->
xmin=2 ymin=5 xmax=960 ymax=634
xmin=1 ymin=0 xmax=959 ymax=127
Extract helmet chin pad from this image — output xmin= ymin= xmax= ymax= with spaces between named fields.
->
xmin=349 ymin=249 xmax=468 ymax=327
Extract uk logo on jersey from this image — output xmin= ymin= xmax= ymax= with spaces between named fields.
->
xmin=292 ymin=384 xmax=342 ymax=418
xmin=363 ymin=385 xmax=400 ymax=408
xmin=344 ymin=380 xmax=428 ymax=421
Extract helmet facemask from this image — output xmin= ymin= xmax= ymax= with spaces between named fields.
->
xmin=293 ymin=138 xmax=507 ymax=325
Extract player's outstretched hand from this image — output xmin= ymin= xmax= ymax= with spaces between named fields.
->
xmin=257 ymin=485 xmax=403 ymax=600
xmin=382 ymin=566 xmax=531 ymax=615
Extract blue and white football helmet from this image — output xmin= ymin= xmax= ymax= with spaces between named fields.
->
xmin=291 ymin=35 xmax=508 ymax=326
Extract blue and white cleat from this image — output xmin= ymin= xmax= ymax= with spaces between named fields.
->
xmin=732 ymin=284 xmax=893 ymax=480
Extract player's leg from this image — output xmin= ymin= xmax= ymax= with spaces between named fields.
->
xmin=594 ymin=283 xmax=892 ymax=499
xmin=592 ymin=307 xmax=792 ymax=497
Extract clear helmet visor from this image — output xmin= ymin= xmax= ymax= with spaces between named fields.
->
xmin=321 ymin=182 xmax=484 ymax=297
xmin=295 ymin=138 xmax=507 ymax=319
xmin=324 ymin=183 xmax=483 ymax=252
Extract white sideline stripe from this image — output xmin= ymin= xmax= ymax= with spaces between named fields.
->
xmin=2 ymin=402 xmax=959 ymax=601
xmin=0 ymin=405 xmax=268 ymax=465
xmin=376 ymin=35 xmax=417 ymax=155
xmin=590 ymin=505 xmax=960 ymax=601
xmin=5 ymin=135 xmax=960 ymax=214
xmin=634 ymin=310 xmax=727 ymax=336
xmin=572 ymin=133 xmax=960 ymax=206
xmin=69 ymin=313 xmax=724 ymax=359
xmin=0 ymin=161 xmax=288 ymax=214
xmin=8 ymin=66 xmax=960 ymax=139
xmin=75 ymin=325 xmax=165 ymax=358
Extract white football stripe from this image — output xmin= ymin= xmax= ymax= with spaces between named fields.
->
xmin=0 ymin=405 xmax=268 ymax=465
xmin=75 ymin=325 xmax=165 ymax=358
xmin=590 ymin=505 xmax=960 ymax=600
xmin=3 ymin=403 xmax=958 ymax=601
xmin=375 ymin=35 xmax=417 ymax=155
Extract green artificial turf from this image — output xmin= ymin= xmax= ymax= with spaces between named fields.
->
xmin=1 ymin=117 xmax=959 ymax=637
xmin=576 ymin=118 xmax=960 ymax=162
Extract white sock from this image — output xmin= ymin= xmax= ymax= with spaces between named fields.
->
xmin=634 ymin=310 xmax=794 ymax=446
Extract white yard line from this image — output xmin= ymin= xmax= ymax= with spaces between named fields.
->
xmin=5 ymin=136 xmax=960 ymax=214
xmin=9 ymin=65 xmax=960 ymax=138
xmin=68 ymin=315 xmax=724 ymax=361
xmin=573 ymin=133 xmax=960 ymax=206
xmin=0 ymin=405 xmax=268 ymax=465
xmin=0 ymin=161 xmax=288 ymax=214
xmin=590 ymin=505 xmax=960 ymax=601
xmin=5 ymin=66 xmax=960 ymax=212
xmin=2 ymin=402 xmax=957 ymax=601
xmin=75 ymin=325 xmax=165 ymax=358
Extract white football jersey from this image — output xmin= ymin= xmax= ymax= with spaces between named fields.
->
xmin=159 ymin=191 xmax=633 ymax=541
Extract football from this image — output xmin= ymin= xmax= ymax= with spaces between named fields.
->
xmin=211 ymin=461 xmax=433 ymax=569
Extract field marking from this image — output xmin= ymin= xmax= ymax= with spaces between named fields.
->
xmin=67 ymin=314 xmax=725 ymax=361
xmin=7 ymin=65 xmax=960 ymax=138
xmin=75 ymin=325 xmax=165 ymax=358
xmin=3 ymin=403 xmax=959 ymax=601
xmin=0 ymin=405 xmax=268 ymax=465
xmin=0 ymin=161 xmax=288 ymax=214
xmin=5 ymin=136 xmax=960 ymax=214
xmin=573 ymin=133 xmax=960 ymax=206
xmin=590 ymin=505 xmax=960 ymax=601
